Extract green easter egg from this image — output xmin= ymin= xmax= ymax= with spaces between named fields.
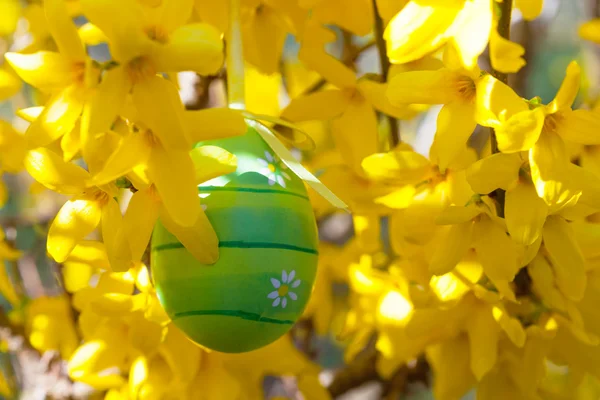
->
xmin=151 ymin=125 xmax=319 ymax=353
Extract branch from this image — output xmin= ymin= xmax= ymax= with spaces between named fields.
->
xmin=488 ymin=0 xmax=513 ymax=217
xmin=372 ymin=0 xmax=399 ymax=147
xmin=327 ymin=347 xmax=380 ymax=397
xmin=327 ymin=345 xmax=430 ymax=398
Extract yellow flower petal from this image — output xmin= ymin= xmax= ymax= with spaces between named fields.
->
xmin=312 ymin=0 xmax=372 ymax=36
xmin=61 ymin=124 xmax=81 ymax=161
xmin=16 ymin=106 xmax=43 ymax=123
xmin=494 ymin=312 xmax=524 ymax=349
xmin=387 ymin=68 xmax=461 ymax=105
xmin=331 ymin=94 xmax=379 ymax=175
xmin=96 ymin=271 xmax=135 ymax=294
xmin=91 ymin=293 xmax=134 ymax=316
xmin=91 ymin=132 xmax=151 ymax=186
xmin=426 ymin=335 xmax=475 ymax=400
xmin=190 ymin=145 xmax=237 ymax=184
xmin=4 ymin=52 xmax=72 ymax=92
xmin=572 ymin=222 xmax=600 ymax=259
xmin=579 ymin=19 xmax=600 ymax=44
xmin=357 ymin=79 xmax=418 ymax=120
xmin=548 ymin=61 xmax=581 ymax=114
xmin=466 ymin=152 xmax=521 ymax=194
xmin=83 ymin=131 xmax=123 ymax=176
xmin=0 ymin=0 xmax=20 ymax=36
xmin=436 ymin=205 xmax=481 ymax=225
xmin=515 ymin=0 xmax=543 ymax=20
xmin=543 ymin=216 xmax=586 ymax=302
xmin=44 ymin=0 xmax=86 ymax=60
xmin=144 ymin=0 xmax=193 ymax=32
xmin=65 ymin=240 xmax=110 ymax=269
xmin=0 ymin=67 xmax=22 ymax=101
xmin=489 ymin=26 xmax=526 ymax=74
xmin=430 ymin=222 xmax=473 ymax=275
xmin=79 ymin=0 xmax=149 ymax=62
xmin=24 ymin=147 xmax=90 ymax=195
xmin=241 ymin=4 xmax=287 ymax=75
xmin=565 ymin=163 xmax=600 ymax=212
xmin=26 ymin=85 xmax=84 ymax=147
xmin=375 ymin=0 xmax=409 ymax=24
xmin=183 ymin=108 xmax=247 ymax=143
xmin=48 ymin=197 xmax=102 ymax=263
xmin=152 ymin=23 xmax=224 ymax=75
xmin=159 ymin=325 xmax=202 ymax=384
xmin=466 ymin=304 xmax=499 ymax=380
xmin=78 ymin=22 xmax=109 ymax=46
xmin=529 ymin=132 xmax=581 ymax=212
xmin=62 ymin=258 xmax=96 ymax=292
xmin=505 ymin=180 xmax=548 ymax=245
xmin=158 ymin=204 xmax=219 ymax=264
xmin=473 ymin=215 xmax=518 ymax=282
xmin=528 ymin=254 xmax=566 ymax=311
xmin=429 ymin=102 xmax=477 ymax=171
xmin=298 ymin=23 xmax=357 ymax=89
xmin=281 ymin=90 xmax=350 ymax=122
xmin=81 ymin=66 xmax=130 ymax=143
xmin=556 ymin=109 xmax=600 ymax=145
xmin=474 ymin=74 xmax=528 ymax=127
xmin=494 ymin=108 xmax=545 ymax=153
xmin=384 ymin=0 xmax=461 ymax=65
xmin=101 ymin=199 xmax=132 ymax=272
xmin=362 ymin=150 xmax=431 ymax=184
xmin=68 ymin=341 xmax=127 ymax=389
xmin=478 ymin=368 xmax=521 ymax=399
xmin=123 ymin=188 xmax=159 ymax=261
xmin=147 ymin=145 xmax=199 ymax=227
xmin=0 ymin=121 xmax=28 ymax=173
xmin=132 ymin=76 xmax=189 ymax=151
xmin=450 ymin=0 xmax=493 ymax=69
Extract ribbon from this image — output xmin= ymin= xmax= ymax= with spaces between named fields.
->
xmin=246 ymin=118 xmax=349 ymax=211
xmin=240 ymin=111 xmax=316 ymax=151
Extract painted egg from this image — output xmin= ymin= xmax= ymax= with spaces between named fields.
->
xmin=151 ymin=124 xmax=319 ymax=353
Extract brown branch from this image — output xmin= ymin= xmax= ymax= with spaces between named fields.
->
xmin=327 ymin=344 xmax=430 ymax=398
xmin=372 ymin=0 xmax=399 ymax=148
xmin=488 ymin=0 xmax=513 ymax=218
xmin=328 ymin=347 xmax=380 ymax=397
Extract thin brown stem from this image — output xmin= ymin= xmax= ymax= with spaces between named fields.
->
xmin=372 ymin=0 xmax=399 ymax=148
xmin=489 ymin=0 xmax=513 ymax=217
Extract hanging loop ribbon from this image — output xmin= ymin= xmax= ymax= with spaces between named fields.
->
xmin=246 ymin=118 xmax=349 ymax=211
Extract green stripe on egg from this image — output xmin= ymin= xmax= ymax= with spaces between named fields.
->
xmin=151 ymin=126 xmax=319 ymax=353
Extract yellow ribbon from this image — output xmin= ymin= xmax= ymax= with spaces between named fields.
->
xmin=240 ymin=111 xmax=316 ymax=151
xmin=226 ymin=0 xmax=347 ymax=211
xmin=245 ymin=117 xmax=349 ymax=211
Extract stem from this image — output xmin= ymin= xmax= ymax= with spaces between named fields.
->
xmin=489 ymin=0 xmax=513 ymax=217
xmin=372 ymin=0 xmax=399 ymax=148
xmin=227 ymin=0 xmax=245 ymax=110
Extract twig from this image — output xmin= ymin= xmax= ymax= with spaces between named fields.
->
xmin=488 ymin=0 xmax=513 ymax=217
xmin=328 ymin=347 xmax=380 ymax=397
xmin=372 ymin=0 xmax=399 ymax=148
xmin=327 ymin=347 xmax=430 ymax=398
